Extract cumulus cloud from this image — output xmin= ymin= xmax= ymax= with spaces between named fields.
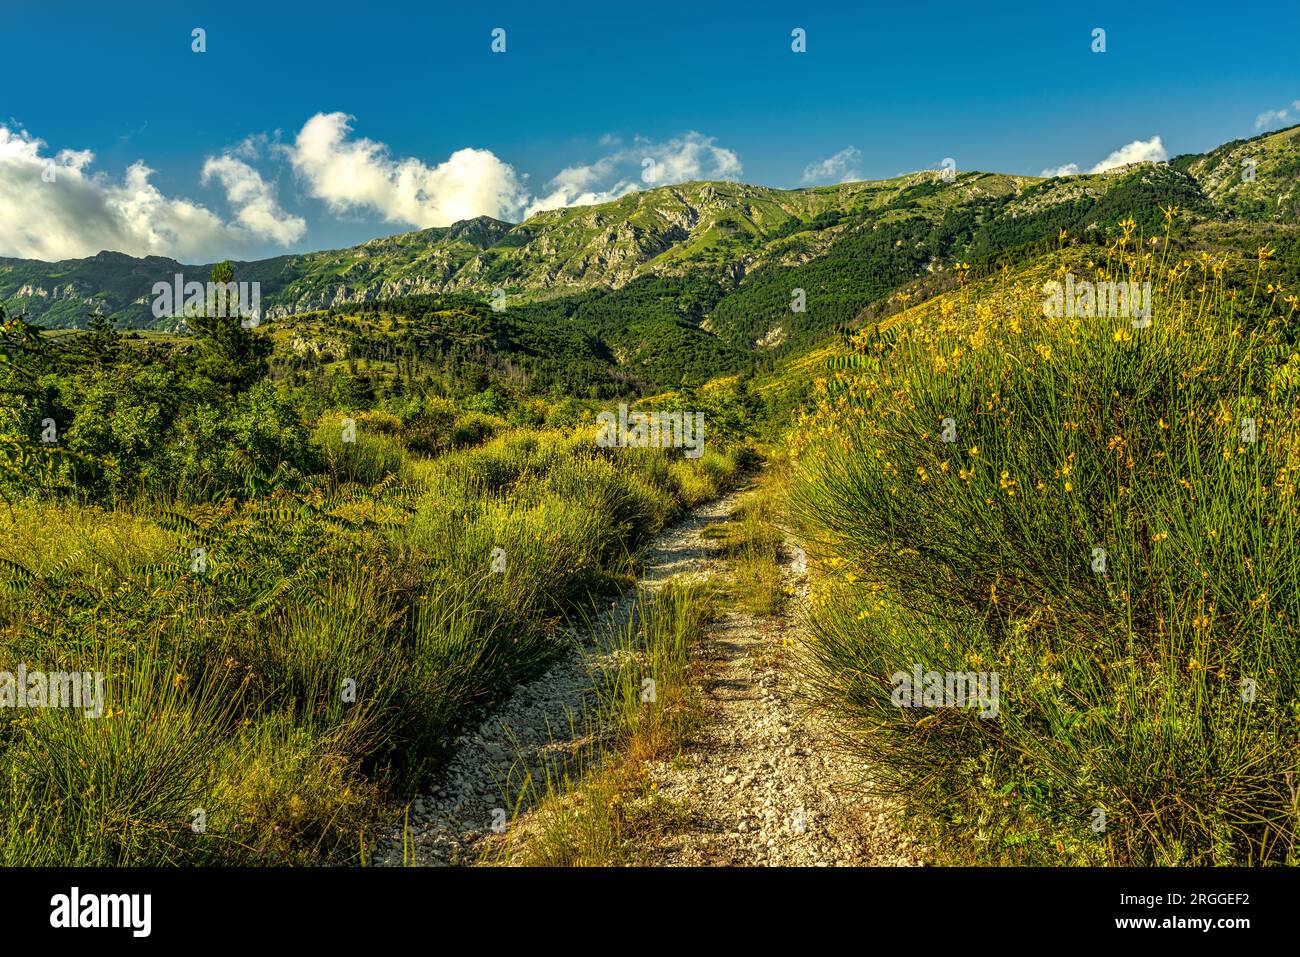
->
xmin=1255 ymin=101 xmax=1300 ymax=130
xmin=524 ymin=131 xmax=743 ymax=216
xmin=801 ymin=147 xmax=863 ymax=184
xmin=1039 ymin=136 xmax=1168 ymax=178
xmin=1040 ymin=161 xmax=1082 ymax=177
xmin=2 ymin=113 xmax=747 ymax=260
xmin=202 ymin=152 xmax=306 ymax=246
xmin=0 ymin=124 xmax=303 ymax=261
xmin=284 ymin=112 xmax=531 ymax=227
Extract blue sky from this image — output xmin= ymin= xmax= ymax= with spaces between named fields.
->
xmin=2 ymin=0 xmax=1297 ymax=262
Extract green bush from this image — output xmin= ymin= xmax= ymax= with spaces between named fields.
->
xmin=791 ymin=242 xmax=1300 ymax=865
xmin=313 ymin=414 xmax=408 ymax=486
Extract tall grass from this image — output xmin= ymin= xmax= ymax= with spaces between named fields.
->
xmin=0 ymin=420 xmax=747 ymax=864
xmin=790 ymin=219 xmax=1300 ymax=864
xmin=704 ymin=462 xmax=786 ymax=617
xmin=513 ymin=581 xmax=712 ymax=866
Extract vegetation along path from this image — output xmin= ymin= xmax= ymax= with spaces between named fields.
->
xmin=375 ymin=482 xmax=924 ymax=867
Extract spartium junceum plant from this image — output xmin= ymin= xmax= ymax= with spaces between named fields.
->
xmin=790 ymin=210 xmax=1300 ymax=865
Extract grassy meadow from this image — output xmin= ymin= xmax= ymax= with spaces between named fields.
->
xmin=789 ymin=214 xmax=1300 ymax=864
xmin=0 ymin=300 xmax=756 ymax=866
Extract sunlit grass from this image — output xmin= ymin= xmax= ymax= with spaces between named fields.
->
xmin=791 ymin=216 xmax=1300 ymax=865
xmin=0 ymin=419 xmax=746 ymax=865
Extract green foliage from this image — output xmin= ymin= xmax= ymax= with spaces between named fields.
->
xmin=790 ymin=243 xmax=1300 ymax=865
xmin=0 ymin=410 xmax=750 ymax=864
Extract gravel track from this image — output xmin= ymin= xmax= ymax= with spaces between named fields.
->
xmin=373 ymin=483 xmax=923 ymax=867
xmin=372 ymin=490 xmax=747 ymax=866
xmin=638 ymin=540 xmax=926 ymax=866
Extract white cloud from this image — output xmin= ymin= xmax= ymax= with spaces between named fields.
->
xmin=1 ymin=114 xmax=746 ymax=260
xmin=202 ymin=152 xmax=306 ymax=246
xmin=801 ymin=147 xmax=863 ymax=184
xmin=1090 ymin=136 xmax=1169 ymax=170
xmin=284 ymin=112 xmax=531 ymax=227
xmin=1039 ymin=136 xmax=1168 ymax=177
xmin=0 ymin=124 xmax=302 ymax=261
xmin=524 ymin=131 xmax=743 ymax=216
xmin=1255 ymin=101 xmax=1300 ymax=130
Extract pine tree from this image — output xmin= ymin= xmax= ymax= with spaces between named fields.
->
xmin=79 ymin=311 xmax=122 ymax=369
xmin=184 ymin=261 xmax=270 ymax=395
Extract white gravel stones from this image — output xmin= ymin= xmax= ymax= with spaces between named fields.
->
xmin=372 ymin=492 xmax=749 ymax=867
xmin=373 ymin=485 xmax=924 ymax=867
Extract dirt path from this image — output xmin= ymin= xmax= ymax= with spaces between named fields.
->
xmin=639 ymin=541 xmax=925 ymax=866
xmin=374 ymin=482 xmax=923 ymax=867
xmin=372 ymin=489 xmax=749 ymax=867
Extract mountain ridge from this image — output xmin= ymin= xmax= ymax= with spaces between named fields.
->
xmin=3 ymin=124 xmax=1298 ymax=332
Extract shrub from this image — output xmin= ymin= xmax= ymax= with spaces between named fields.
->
xmin=790 ymin=232 xmax=1300 ymax=864
xmin=313 ymin=414 xmax=408 ymax=486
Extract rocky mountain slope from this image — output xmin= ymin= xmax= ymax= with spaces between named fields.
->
xmin=3 ymin=125 xmax=1297 ymax=341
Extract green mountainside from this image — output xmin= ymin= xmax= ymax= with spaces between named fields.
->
xmin=4 ymin=124 xmax=1297 ymax=393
